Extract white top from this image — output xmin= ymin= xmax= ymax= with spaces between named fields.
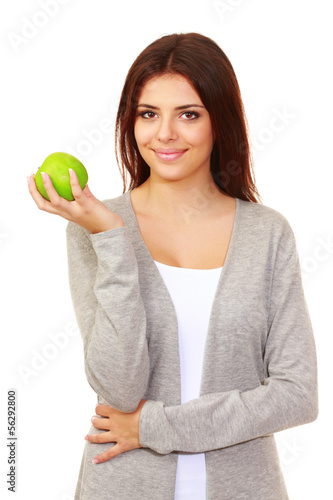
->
xmin=154 ymin=260 xmax=223 ymax=500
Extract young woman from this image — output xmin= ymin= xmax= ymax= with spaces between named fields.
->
xmin=28 ymin=32 xmax=318 ymax=500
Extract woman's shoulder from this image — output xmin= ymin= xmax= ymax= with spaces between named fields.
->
xmin=239 ymin=197 xmax=293 ymax=229
xmin=237 ymin=198 xmax=297 ymax=252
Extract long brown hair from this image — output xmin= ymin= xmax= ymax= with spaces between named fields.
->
xmin=115 ymin=32 xmax=261 ymax=203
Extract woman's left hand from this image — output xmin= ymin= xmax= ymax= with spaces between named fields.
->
xmin=85 ymin=399 xmax=147 ymax=464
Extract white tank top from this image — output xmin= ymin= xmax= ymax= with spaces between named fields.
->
xmin=154 ymin=260 xmax=223 ymax=500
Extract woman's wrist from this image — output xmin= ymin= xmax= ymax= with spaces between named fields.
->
xmin=89 ymin=212 xmax=124 ymax=234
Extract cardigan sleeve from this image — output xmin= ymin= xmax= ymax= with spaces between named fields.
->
xmin=139 ymin=226 xmax=319 ymax=454
xmin=66 ymin=221 xmax=149 ymax=413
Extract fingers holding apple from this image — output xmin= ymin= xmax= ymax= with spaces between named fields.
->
xmin=28 ymin=152 xmax=124 ymax=233
xmin=27 ymin=171 xmax=63 ymax=215
xmin=34 ymin=152 xmax=88 ymax=202
xmin=27 ymin=167 xmax=87 ymax=217
xmin=28 ymin=152 xmax=88 ymax=210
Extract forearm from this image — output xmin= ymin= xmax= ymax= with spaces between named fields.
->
xmin=67 ymin=222 xmax=149 ymax=413
xmin=139 ymin=375 xmax=318 ymax=454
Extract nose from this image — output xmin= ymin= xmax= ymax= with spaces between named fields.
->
xmin=155 ymin=117 xmax=178 ymax=142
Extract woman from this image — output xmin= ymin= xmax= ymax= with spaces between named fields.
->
xmin=27 ymin=32 xmax=318 ymax=500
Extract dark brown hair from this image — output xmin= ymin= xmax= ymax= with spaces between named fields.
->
xmin=115 ymin=32 xmax=261 ymax=203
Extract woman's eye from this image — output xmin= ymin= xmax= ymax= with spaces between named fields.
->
xmin=139 ymin=111 xmax=156 ymax=119
xmin=182 ymin=111 xmax=199 ymax=120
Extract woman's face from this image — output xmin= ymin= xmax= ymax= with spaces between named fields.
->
xmin=134 ymin=74 xmax=215 ymax=184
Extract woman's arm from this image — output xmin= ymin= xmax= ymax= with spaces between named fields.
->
xmin=66 ymin=221 xmax=150 ymax=413
xmin=28 ymin=169 xmax=150 ymax=413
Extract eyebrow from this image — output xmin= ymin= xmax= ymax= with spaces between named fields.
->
xmin=136 ymin=104 xmax=205 ymax=110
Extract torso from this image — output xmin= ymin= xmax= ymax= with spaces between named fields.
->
xmin=130 ymin=188 xmax=237 ymax=270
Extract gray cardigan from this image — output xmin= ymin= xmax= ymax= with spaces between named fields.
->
xmin=66 ymin=190 xmax=318 ymax=500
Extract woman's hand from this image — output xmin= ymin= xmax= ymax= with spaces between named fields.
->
xmin=27 ymin=169 xmax=124 ymax=234
xmin=86 ymin=399 xmax=147 ymax=464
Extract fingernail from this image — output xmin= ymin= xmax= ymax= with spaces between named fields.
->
xmin=69 ymin=168 xmax=74 ymax=177
xmin=27 ymin=176 xmax=31 ymax=185
xmin=84 ymin=435 xmax=89 ymax=440
xmin=92 ymin=458 xmax=100 ymax=464
xmin=41 ymin=172 xmax=47 ymax=180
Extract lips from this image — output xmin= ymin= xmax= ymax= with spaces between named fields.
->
xmin=153 ymin=149 xmax=187 ymax=161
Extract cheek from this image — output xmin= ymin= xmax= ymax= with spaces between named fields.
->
xmin=134 ymin=123 xmax=153 ymax=147
xmin=186 ymin=124 xmax=214 ymax=151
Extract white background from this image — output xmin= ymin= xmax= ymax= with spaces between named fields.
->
xmin=1 ymin=0 xmax=332 ymax=498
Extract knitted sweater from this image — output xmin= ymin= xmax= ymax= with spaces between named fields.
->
xmin=66 ymin=190 xmax=318 ymax=500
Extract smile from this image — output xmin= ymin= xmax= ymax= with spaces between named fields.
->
xmin=153 ymin=149 xmax=187 ymax=161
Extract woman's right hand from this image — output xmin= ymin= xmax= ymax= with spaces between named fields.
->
xmin=27 ymin=169 xmax=124 ymax=234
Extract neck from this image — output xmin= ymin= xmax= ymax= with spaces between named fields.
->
xmin=136 ymin=176 xmax=230 ymax=226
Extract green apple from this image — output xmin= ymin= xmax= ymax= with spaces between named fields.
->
xmin=35 ymin=152 xmax=88 ymax=201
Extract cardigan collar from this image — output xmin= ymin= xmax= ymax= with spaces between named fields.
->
xmin=124 ymin=190 xmax=243 ymax=362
